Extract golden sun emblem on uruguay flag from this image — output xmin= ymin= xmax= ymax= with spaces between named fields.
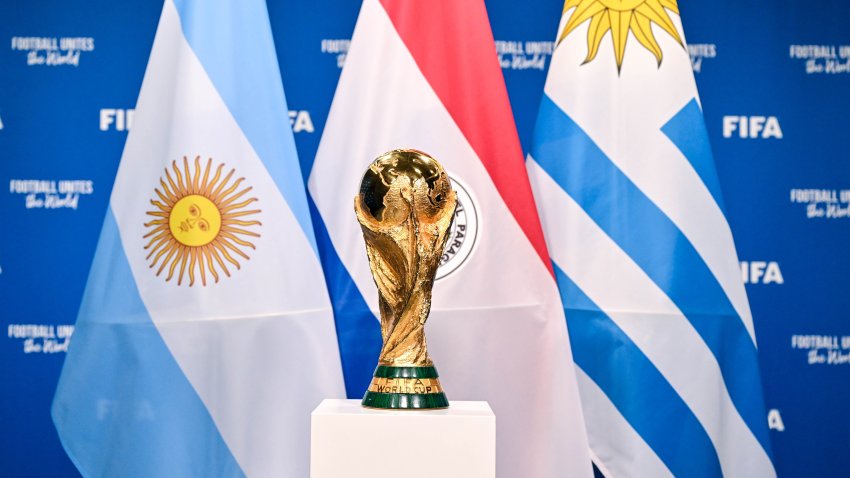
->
xmin=558 ymin=0 xmax=682 ymax=71
xmin=144 ymin=156 xmax=261 ymax=286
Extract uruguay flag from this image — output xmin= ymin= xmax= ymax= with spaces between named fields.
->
xmin=527 ymin=1 xmax=775 ymax=476
xmin=310 ymin=1 xmax=592 ymax=476
xmin=51 ymin=1 xmax=344 ymax=476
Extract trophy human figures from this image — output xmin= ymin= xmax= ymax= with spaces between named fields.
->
xmin=355 ymin=149 xmax=457 ymax=409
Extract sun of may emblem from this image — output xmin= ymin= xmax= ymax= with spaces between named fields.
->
xmin=144 ymin=156 xmax=261 ymax=286
xmin=558 ymin=0 xmax=682 ymax=71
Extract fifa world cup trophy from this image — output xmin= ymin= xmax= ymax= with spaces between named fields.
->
xmin=355 ymin=149 xmax=457 ymax=409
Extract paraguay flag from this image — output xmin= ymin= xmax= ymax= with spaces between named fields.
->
xmin=527 ymin=1 xmax=776 ymax=476
xmin=51 ymin=0 xmax=344 ymax=476
xmin=309 ymin=1 xmax=592 ymax=476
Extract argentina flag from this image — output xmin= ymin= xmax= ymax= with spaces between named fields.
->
xmin=527 ymin=1 xmax=776 ymax=477
xmin=51 ymin=1 xmax=344 ymax=477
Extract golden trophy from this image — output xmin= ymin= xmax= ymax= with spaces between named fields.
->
xmin=355 ymin=149 xmax=456 ymax=409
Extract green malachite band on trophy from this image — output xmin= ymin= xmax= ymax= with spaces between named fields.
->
xmin=363 ymin=366 xmax=448 ymax=409
xmin=362 ymin=391 xmax=449 ymax=409
xmin=373 ymin=365 xmax=439 ymax=379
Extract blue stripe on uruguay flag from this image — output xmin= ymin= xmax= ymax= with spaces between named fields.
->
xmin=52 ymin=210 xmax=244 ymax=478
xmin=553 ymin=264 xmax=722 ymax=478
xmin=661 ymin=99 xmax=726 ymax=213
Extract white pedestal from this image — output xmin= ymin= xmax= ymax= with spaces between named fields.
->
xmin=311 ymin=399 xmax=495 ymax=478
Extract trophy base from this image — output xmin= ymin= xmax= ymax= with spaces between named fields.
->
xmin=361 ymin=366 xmax=449 ymax=410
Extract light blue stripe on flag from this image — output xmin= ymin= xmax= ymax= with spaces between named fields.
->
xmin=52 ymin=209 xmax=244 ymax=478
xmin=532 ymin=94 xmax=772 ymax=456
xmin=171 ymin=0 xmax=317 ymax=255
xmin=554 ymin=264 xmax=722 ymax=478
xmin=662 ymin=99 xmax=726 ymax=212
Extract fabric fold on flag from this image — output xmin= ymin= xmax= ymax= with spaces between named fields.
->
xmin=52 ymin=1 xmax=344 ymax=476
xmin=527 ymin=2 xmax=775 ymax=477
xmin=310 ymin=1 xmax=592 ymax=476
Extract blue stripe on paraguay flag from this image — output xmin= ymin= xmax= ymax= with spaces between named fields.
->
xmin=52 ymin=1 xmax=344 ymax=477
xmin=527 ymin=1 xmax=775 ymax=476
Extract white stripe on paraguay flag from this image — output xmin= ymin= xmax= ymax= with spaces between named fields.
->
xmin=310 ymin=1 xmax=592 ymax=477
xmin=528 ymin=6 xmax=775 ymax=478
xmin=53 ymin=1 xmax=343 ymax=477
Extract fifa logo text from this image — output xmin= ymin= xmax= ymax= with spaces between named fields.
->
xmin=723 ymin=116 xmax=783 ymax=139
xmin=100 ymin=108 xmax=134 ymax=131
xmin=741 ymin=261 xmax=784 ymax=284
xmin=289 ymin=110 xmax=314 ymax=133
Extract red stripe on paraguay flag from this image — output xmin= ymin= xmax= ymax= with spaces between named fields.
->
xmin=380 ymin=0 xmax=554 ymax=276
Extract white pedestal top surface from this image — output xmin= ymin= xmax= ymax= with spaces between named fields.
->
xmin=313 ymin=398 xmax=494 ymax=417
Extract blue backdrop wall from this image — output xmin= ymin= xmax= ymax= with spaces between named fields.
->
xmin=1 ymin=1 xmax=848 ymax=476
